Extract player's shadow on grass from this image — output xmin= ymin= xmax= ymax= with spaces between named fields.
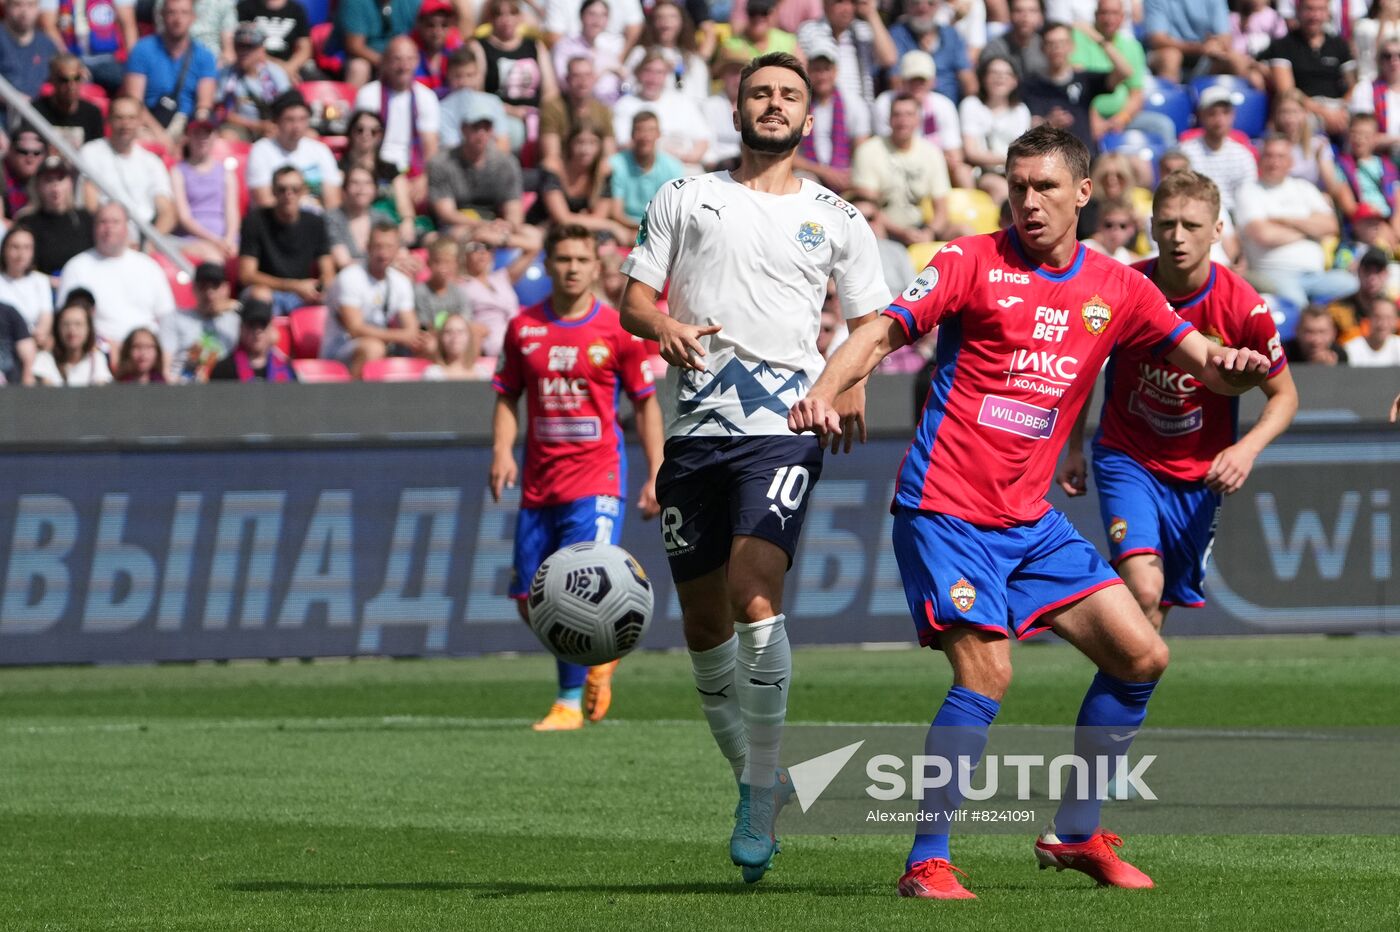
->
xmin=224 ymin=880 xmax=878 ymax=897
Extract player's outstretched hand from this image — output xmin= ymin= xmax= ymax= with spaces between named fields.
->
xmin=1205 ymin=442 xmax=1256 ymax=495
xmin=1056 ymin=447 xmax=1088 ymax=497
xmin=655 ymin=317 xmax=722 ymax=371
xmin=637 ymin=478 xmax=660 ymax=520
xmin=1390 ymin=391 xmax=1400 ymax=423
xmin=1212 ymin=346 xmax=1270 ymax=388
xmin=829 ymin=383 xmax=868 ymax=454
xmin=489 ymin=451 xmax=517 ymax=503
xmin=788 ymin=395 xmax=842 ymax=445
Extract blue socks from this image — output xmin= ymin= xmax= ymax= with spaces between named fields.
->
xmin=906 ymin=686 xmax=1001 ymax=869
xmin=557 ymin=660 xmax=588 ymax=708
xmin=1054 ymin=671 xmax=1158 ymax=843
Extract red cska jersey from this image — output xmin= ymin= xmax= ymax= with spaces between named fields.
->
xmin=492 ymin=299 xmax=656 ymax=508
xmin=1093 ymin=260 xmax=1287 ymax=483
xmin=884 ymin=230 xmax=1193 ymax=528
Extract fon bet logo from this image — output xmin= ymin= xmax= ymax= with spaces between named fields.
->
xmin=950 ymin=578 xmax=977 ymax=613
xmin=548 ymin=345 xmax=579 ymax=372
xmin=1081 ymin=295 xmax=1112 ymax=335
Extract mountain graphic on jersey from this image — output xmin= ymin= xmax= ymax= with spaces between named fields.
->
xmin=677 ymin=358 xmax=811 ymax=420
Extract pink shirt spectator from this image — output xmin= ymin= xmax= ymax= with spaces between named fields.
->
xmin=729 ymin=0 xmax=824 ymax=36
xmin=1230 ymin=7 xmax=1287 ymax=56
xmin=462 ymin=267 xmax=520 ymax=357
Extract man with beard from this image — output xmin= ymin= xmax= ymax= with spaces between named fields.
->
xmin=619 ymin=51 xmax=891 ymax=886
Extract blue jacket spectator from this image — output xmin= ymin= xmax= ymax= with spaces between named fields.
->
xmin=123 ymin=0 xmax=217 ymax=129
xmin=889 ymin=0 xmax=972 ymax=102
xmin=0 ymin=0 xmax=58 ymax=100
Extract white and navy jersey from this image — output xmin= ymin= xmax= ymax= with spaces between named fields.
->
xmin=622 ymin=172 xmax=891 ymax=438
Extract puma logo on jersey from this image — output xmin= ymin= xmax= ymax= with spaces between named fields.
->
xmin=769 ymin=504 xmax=792 ymax=529
xmin=701 ymin=203 xmax=724 ymax=220
xmin=997 ymin=296 xmax=1024 ymax=308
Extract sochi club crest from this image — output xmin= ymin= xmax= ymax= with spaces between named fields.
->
xmin=797 ymin=221 xmax=826 ymax=251
xmin=1109 ymin=517 xmax=1128 ymax=544
xmin=1081 ymin=295 xmax=1112 ymax=335
xmin=949 ymin=577 xmax=977 ymax=613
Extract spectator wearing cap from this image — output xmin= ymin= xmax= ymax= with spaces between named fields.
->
xmin=160 ymin=261 xmax=241 ymax=381
xmin=172 ymin=118 xmax=239 ymax=264
xmin=32 ymin=54 xmax=106 ymax=148
xmin=724 ymin=0 xmax=800 ymax=60
xmin=540 ymin=55 xmax=616 ymax=174
xmin=3 ymin=128 xmax=46 ymax=219
xmin=703 ymin=48 xmax=747 ymax=171
xmin=1142 ymin=0 xmax=1233 ymax=84
xmin=413 ymin=0 xmax=463 ymax=94
xmin=612 ymin=49 xmax=712 ymax=171
xmin=122 ymin=0 xmax=218 ymax=142
xmin=429 ymin=100 xmax=537 ymax=247
xmin=215 ymin=23 xmax=292 ymax=140
xmin=794 ymin=40 xmax=871 ymax=194
xmin=1259 ymin=0 xmax=1355 ymax=137
xmin=1023 ymin=21 xmax=1131 ymax=154
xmin=0 ymin=226 xmax=54 ymax=350
xmin=1343 ymin=296 xmax=1400 ymax=364
xmin=16 ymin=156 xmax=92 ymax=278
xmin=1327 ymin=246 xmax=1392 ymax=342
xmin=37 ymin=0 xmax=138 ymax=94
xmin=58 ymin=201 xmax=177 ymax=346
xmin=543 ymin=0 xmax=643 ymax=52
xmin=1073 ymin=0 xmax=1177 ymax=145
xmin=1327 ymin=113 xmax=1400 ymax=237
xmin=852 ymin=94 xmax=958 ymax=244
xmin=982 ymin=0 xmax=1049 ymax=80
xmin=0 ymin=0 xmax=59 ymax=104
xmin=355 ymin=35 xmax=441 ymax=205
xmin=606 ymin=111 xmax=683 ymax=236
xmin=332 ymin=0 xmax=423 ymax=88
xmin=247 ymin=90 xmax=344 ymax=209
xmin=1180 ymin=86 xmax=1258 ymax=217
xmin=323 ymin=221 xmax=426 ymax=378
xmin=796 ymin=0 xmax=897 ymax=111
xmin=236 ymin=0 xmax=312 ymax=80
xmin=888 ymin=0 xmax=974 ymax=102
xmin=874 ymin=50 xmax=971 ymax=188
xmin=549 ymin=0 xmax=628 ymax=106
xmin=208 ymin=297 xmax=297 ymax=381
xmin=1339 ymin=206 xmax=1399 ymax=273
xmin=439 ymin=47 xmax=514 ymax=150
xmin=1237 ymin=135 xmax=1356 ymax=312
xmin=239 ymin=166 xmax=337 ymax=317
xmin=78 ymin=97 xmax=177 ymax=240
xmin=1348 ymin=37 xmax=1400 ymax=154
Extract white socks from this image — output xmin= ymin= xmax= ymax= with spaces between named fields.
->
xmin=735 ymin=614 xmax=790 ymax=790
xmin=689 ymin=635 xmax=747 ymax=781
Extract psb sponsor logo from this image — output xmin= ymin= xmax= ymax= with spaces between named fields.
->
xmin=587 ymin=341 xmax=610 ymax=367
xmin=1081 ymin=295 xmax=1112 ymax=335
xmin=949 ymin=577 xmax=977 ymax=613
xmin=1129 ymin=393 xmax=1204 ymax=436
xmin=815 ymin=191 xmax=858 ymax=218
xmin=988 ymin=268 xmax=1030 ymax=285
xmin=1109 ymin=517 xmax=1128 ymax=544
xmin=548 ymin=345 xmax=579 ymax=372
xmin=797 ymin=221 xmax=826 ymax=251
xmin=519 ymin=325 xmax=548 ymax=337
xmin=534 ymin=416 xmax=602 ymax=441
xmin=902 ymin=268 xmax=939 ymax=303
xmin=976 ymin=395 xmax=1058 ymax=440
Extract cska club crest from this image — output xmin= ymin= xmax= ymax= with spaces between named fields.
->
xmin=1109 ymin=517 xmax=1128 ymax=543
xmin=949 ymin=577 xmax=977 ymax=613
xmin=797 ymin=221 xmax=826 ymax=251
xmin=587 ymin=341 xmax=611 ymax=367
xmin=1081 ymin=295 xmax=1112 ymax=335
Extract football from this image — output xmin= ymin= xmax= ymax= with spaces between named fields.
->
xmin=526 ymin=542 xmax=654 ymax=666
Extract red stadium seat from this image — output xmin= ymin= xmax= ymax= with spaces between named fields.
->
xmin=292 ymin=358 xmax=351 ymax=382
xmin=138 ymin=139 xmax=175 ymax=167
xmin=300 ymin=79 xmax=356 ymax=135
xmin=150 ymin=252 xmax=195 ymax=307
xmin=288 ymin=305 xmax=329 ymax=359
xmin=361 ymin=357 xmax=431 ymax=381
xmin=311 ymin=23 xmax=342 ymax=79
xmin=211 ymin=138 xmax=252 ymax=215
xmin=271 ymin=316 xmax=293 ymax=357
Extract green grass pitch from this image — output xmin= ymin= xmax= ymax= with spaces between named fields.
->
xmin=2 ymin=636 xmax=1397 ymax=931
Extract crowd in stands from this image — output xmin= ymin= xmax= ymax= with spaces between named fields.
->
xmin=0 ymin=0 xmax=1398 ymax=386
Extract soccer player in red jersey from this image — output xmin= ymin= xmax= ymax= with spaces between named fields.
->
xmin=789 ymin=126 xmax=1272 ymax=899
xmin=490 ymin=224 xmax=664 ymax=731
xmin=1057 ymin=171 xmax=1298 ymax=630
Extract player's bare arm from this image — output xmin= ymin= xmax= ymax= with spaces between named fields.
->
xmin=489 ymin=395 xmax=520 ymax=502
xmin=1390 ymin=391 xmax=1400 ymax=423
xmin=619 ymin=279 xmax=723 ymax=372
xmin=788 ymin=314 xmax=906 ymax=443
xmin=1056 ymin=401 xmax=1093 ymax=497
xmin=828 ymin=312 xmax=880 ymax=455
xmin=1204 ymin=366 xmax=1298 ymax=495
xmin=1166 ymin=330 xmax=1271 ymax=396
xmin=633 ymin=392 xmax=664 ymax=519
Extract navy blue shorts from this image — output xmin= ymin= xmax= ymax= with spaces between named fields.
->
xmin=655 ymin=436 xmax=824 ymax=583
xmin=1092 ymin=444 xmax=1221 ymax=608
xmin=508 ymin=495 xmax=624 ymax=598
xmin=892 ymin=507 xmax=1122 ymax=648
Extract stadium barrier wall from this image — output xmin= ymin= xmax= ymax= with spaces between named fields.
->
xmin=0 ymin=369 xmax=1393 ymax=663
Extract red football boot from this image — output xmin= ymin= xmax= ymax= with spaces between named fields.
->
xmin=1034 ymin=829 xmax=1154 ymax=889
xmin=896 ymin=858 xmax=977 ymax=899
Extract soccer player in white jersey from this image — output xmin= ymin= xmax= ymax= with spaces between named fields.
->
xmin=619 ymin=51 xmax=891 ymax=884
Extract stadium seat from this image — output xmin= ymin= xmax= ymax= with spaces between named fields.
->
xmin=1100 ymin=129 xmax=1166 ymax=166
xmin=1187 ymin=76 xmax=1267 ymax=137
xmin=271 ymin=316 xmax=293 ymax=357
xmin=301 ymin=80 xmax=356 ymax=135
xmin=945 ymin=188 xmax=1000 ymax=235
xmin=906 ymin=241 xmax=944 ymax=271
xmin=292 ymin=358 xmax=351 ymax=382
xmin=138 ymin=139 xmax=175 ymax=168
xmin=361 ymin=357 xmax=432 ymax=381
xmin=513 ymin=254 xmax=553 ymax=306
xmin=311 ymin=24 xmax=344 ymax=81
xmin=211 ymin=137 xmax=251 ymax=214
xmin=150 ymin=252 xmax=195 ymax=307
xmin=1142 ymin=76 xmax=1191 ymax=137
xmin=302 ymin=0 xmax=331 ymax=25
xmin=288 ymin=305 xmax=329 ymax=359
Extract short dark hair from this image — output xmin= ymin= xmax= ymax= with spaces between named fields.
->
xmin=738 ymin=52 xmax=812 ymax=104
xmin=270 ymin=89 xmax=309 ymax=119
xmin=271 ymin=165 xmax=303 ymax=187
xmin=1041 ymin=20 xmax=1072 ymax=40
xmin=631 ymin=110 xmax=659 ymax=131
xmin=546 ymin=223 xmax=598 ymax=258
xmin=369 ymin=219 xmax=401 ymax=239
xmin=447 ymin=46 xmax=477 ymax=69
xmin=1005 ymin=124 xmax=1090 ymax=183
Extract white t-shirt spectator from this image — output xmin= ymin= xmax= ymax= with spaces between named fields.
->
xmin=0 ymin=271 xmax=54 ymax=332
xmin=851 ymin=136 xmax=951 ymax=230
xmin=702 ymin=94 xmax=741 ymax=166
xmin=873 ymin=89 xmax=962 ymax=153
xmin=958 ymin=96 xmax=1032 ymax=164
xmin=78 ymin=139 xmax=172 ymax=227
xmin=31 ymin=348 xmax=113 ymax=386
xmin=57 ymin=249 xmax=176 ymax=346
xmin=1234 ymin=176 xmax=1331 ymax=276
xmin=1348 ymin=78 xmax=1400 ymax=125
xmin=247 ymin=136 xmax=344 ymax=200
xmin=797 ymin=20 xmax=878 ymax=105
xmin=354 ymin=81 xmax=442 ymax=173
xmin=1343 ymin=332 xmax=1400 ymax=365
xmin=545 ymin=0 xmax=643 ymax=38
xmin=612 ymin=90 xmax=713 ymax=160
xmin=809 ymin=91 xmax=873 ymax=165
xmin=321 ymin=262 xmax=416 ymax=360
xmin=1180 ymin=135 xmax=1258 ymax=216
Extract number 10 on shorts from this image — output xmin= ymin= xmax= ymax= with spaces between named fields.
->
xmin=767 ymin=466 xmax=811 ymax=510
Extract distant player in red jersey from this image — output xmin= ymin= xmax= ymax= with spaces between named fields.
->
xmin=1057 ymin=171 xmax=1298 ymax=630
xmin=490 ymin=223 xmax=664 ymax=732
xmin=789 ymin=126 xmax=1272 ymax=899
